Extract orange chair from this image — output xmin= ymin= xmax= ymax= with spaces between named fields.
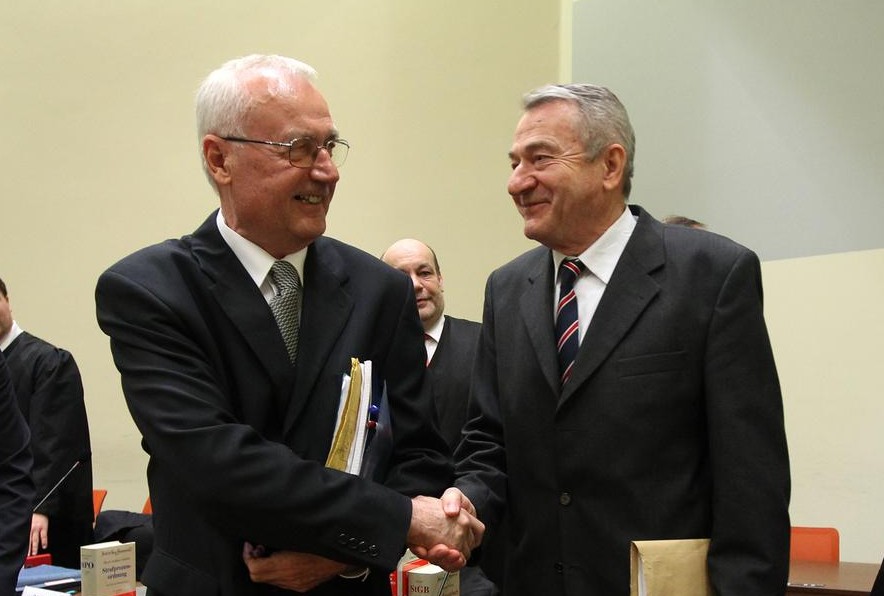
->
xmin=142 ymin=497 xmax=152 ymax=514
xmin=790 ymin=526 xmax=840 ymax=563
xmin=92 ymin=489 xmax=108 ymax=523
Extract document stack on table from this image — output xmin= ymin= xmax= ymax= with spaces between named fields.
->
xmin=16 ymin=564 xmax=81 ymax=594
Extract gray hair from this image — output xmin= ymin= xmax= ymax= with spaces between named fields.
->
xmin=195 ymin=54 xmax=318 ymax=188
xmin=523 ymin=83 xmax=636 ymax=198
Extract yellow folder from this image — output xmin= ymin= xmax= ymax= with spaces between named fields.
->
xmin=325 ymin=358 xmax=372 ymax=473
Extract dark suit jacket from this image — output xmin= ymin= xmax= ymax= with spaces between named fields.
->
xmin=427 ymin=316 xmax=481 ymax=449
xmin=0 ymin=351 xmax=34 ymax=594
xmin=3 ymin=332 xmax=93 ymax=568
xmin=455 ymin=205 xmax=791 ymax=596
xmin=95 ymin=212 xmax=452 ymax=596
xmin=426 ymin=317 xmax=500 ymax=596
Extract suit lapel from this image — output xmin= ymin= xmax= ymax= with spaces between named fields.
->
xmin=519 ymin=249 xmax=561 ymax=396
xmin=561 ymin=206 xmax=664 ymax=404
xmin=188 ymin=213 xmax=294 ymax=396
xmin=283 ymin=238 xmax=353 ymax=434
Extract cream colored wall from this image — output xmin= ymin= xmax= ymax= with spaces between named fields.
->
xmin=5 ymin=0 xmax=881 ymax=567
xmin=1 ymin=2 xmax=559 ymax=511
xmin=763 ymin=249 xmax=884 ymax=563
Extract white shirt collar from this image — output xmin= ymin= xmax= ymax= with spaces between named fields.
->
xmin=424 ymin=314 xmax=445 ymax=343
xmin=215 ymin=210 xmax=307 ymax=291
xmin=553 ymin=205 xmax=637 ymax=283
xmin=0 ymin=320 xmax=23 ymax=352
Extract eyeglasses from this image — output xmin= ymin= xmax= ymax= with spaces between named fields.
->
xmin=221 ymin=136 xmax=350 ymax=168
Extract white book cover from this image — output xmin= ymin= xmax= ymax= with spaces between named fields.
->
xmin=407 ymin=563 xmax=460 ymax=596
xmin=80 ymin=540 xmax=137 ymax=596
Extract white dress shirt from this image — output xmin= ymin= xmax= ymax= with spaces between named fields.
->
xmin=552 ymin=206 xmax=637 ymax=344
xmin=215 ymin=210 xmax=307 ymax=304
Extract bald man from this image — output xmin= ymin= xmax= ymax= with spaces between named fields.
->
xmin=381 ymin=239 xmax=480 ymax=447
xmin=382 ymin=239 xmax=500 ymax=596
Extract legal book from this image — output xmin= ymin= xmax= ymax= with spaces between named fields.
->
xmin=406 ymin=562 xmax=459 ymax=596
xmin=80 ymin=540 xmax=137 ymax=596
xmin=390 ymin=550 xmax=421 ymax=596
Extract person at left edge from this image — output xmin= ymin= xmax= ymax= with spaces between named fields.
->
xmin=0 ymin=276 xmax=93 ymax=569
xmin=95 ymin=54 xmax=480 ymax=596
xmin=0 ymin=350 xmax=34 ymax=594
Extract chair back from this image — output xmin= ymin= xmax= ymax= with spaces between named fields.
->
xmin=92 ymin=488 xmax=108 ymax=523
xmin=790 ymin=526 xmax=840 ymax=563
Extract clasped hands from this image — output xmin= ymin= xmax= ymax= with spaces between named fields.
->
xmin=407 ymin=487 xmax=484 ymax=571
xmin=242 ymin=487 xmax=482 ymax=592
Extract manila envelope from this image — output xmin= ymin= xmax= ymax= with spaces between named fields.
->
xmin=630 ymin=538 xmax=712 ymax=596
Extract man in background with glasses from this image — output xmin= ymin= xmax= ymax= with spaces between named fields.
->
xmin=96 ymin=54 xmax=481 ymax=596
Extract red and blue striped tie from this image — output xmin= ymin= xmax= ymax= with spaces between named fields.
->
xmin=555 ymin=258 xmax=584 ymax=386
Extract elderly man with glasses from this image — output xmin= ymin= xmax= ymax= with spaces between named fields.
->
xmin=95 ymin=54 xmax=481 ymax=596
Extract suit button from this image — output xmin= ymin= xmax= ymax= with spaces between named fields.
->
xmin=337 ymin=533 xmax=348 ymax=545
xmin=559 ymin=492 xmax=571 ymax=506
xmin=358 ymin=541 xmax=369 ymax=553
xmin=348 ymin=537 xmax=359 ymax=549
xmin=554 ymin=562 xmax=564 ymax=573
xmin=368 ymin=544 xmax=379 ymax=557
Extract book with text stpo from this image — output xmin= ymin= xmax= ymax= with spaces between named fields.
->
xmin=630 ymin=538 xmax=712 ymax=596
xmin=80 ymin=540 xmax=137 ymax=596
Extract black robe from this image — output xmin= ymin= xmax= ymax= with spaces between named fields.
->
xmin=3 ymin=331 xmax=93 ymax=568
xmin=0 ymin=351 xmax=34 ymax=592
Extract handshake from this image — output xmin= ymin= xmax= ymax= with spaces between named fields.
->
xmin=242 ymin=487 xmax=483 ymax=592
xmin=407 ymin=487 xmax=485 ymax=572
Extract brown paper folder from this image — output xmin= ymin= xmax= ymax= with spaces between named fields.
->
xmin=630 ymin=538 xmax=712 ymax=596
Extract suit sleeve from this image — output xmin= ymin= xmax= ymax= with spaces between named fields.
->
xmin=704 ymin=250 xmax=791 ymax=594
xmin=454 ymin=274 xmax=508 ymax=529
xmin=95 ymin=267 xmax=416 ymax=570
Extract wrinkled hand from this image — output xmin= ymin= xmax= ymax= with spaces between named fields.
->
xmin=407 ymin=488 xmax=484 ymax=571
xmin=242 ymin=542 xmax=352 ymax=592
xmin=29 ymin=513 xmax=49 ymax=556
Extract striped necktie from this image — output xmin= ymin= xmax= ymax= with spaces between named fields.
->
xmin=269 ymin=260 xmax=302 ymax=364
xmin=555 ymin=258 xmax=585 ymax=386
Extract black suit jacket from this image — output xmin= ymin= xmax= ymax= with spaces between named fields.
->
xmin=95 ymin=212 xmax=452 ymax=596
xmin=0 ymin=351 xmax=34 ymax=594
xmin=427 ymin=316 xmax=481 ymax=449
xmin=455 ymin=205 xmax=791 ymax=595
xmin=426 ymin=317 xmax=501 ymax=596
xmin=3 ymin=332 xmax=93 ymax=568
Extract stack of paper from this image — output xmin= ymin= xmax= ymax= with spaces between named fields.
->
xmin=326 ymin=359 xmax=375 ymax=474
xmin=16 ymin=564 xmax=80 ymax=593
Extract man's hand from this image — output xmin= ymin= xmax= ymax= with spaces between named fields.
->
xmin=407 ymin=488 xmax=484 ymax=571
xmin=242 ymin=543 xmax=352 ymax=592
xmin=29 ymin=513 xmax=49 ymax=556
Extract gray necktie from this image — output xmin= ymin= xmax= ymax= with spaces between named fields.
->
xmin=269 ymin=260 xmax=302 ymax=363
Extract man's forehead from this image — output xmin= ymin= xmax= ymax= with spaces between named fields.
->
xmin=510 ymin=106 xmax=581 ymax=156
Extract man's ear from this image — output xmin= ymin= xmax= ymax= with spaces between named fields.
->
xmin=600 ymin=143 xmax=627 ymax=193
xmin=203 ymin=135 xmax=232 ymax=186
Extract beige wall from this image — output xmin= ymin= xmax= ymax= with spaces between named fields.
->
xmin=1 ymin=1 xmax=559 ymax=511
xmin=3 ymin=0 xmax=881 ymax=566
xmin=763 ymin=249 xmax=884 ymax=563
